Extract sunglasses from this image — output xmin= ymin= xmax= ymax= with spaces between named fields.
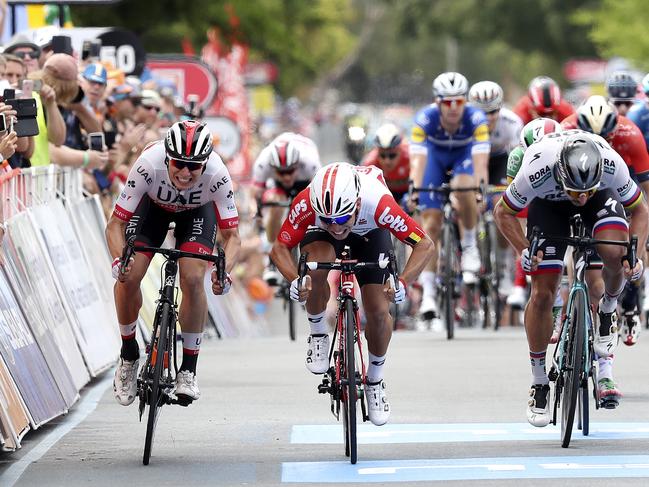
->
xmin=486 ymin=108 xmax=500 ymax=115
xmin=440 ymin=97 xmax=465 ymax=107
xmin=378 ymin=151 xmax=398 ymax=160
xmin=613 ymin=101 xmax=633 ymax=107
xmin=141 ymin=104 xmax=160 ymax=112
xmin=320 ymin=214 xmax=353 ymax=225
xmin=565 ymin=187 xmax=597 ymax=199
xmin=169 ymin=158 xmax=204 ymax=171
xmin=14 ymin=50 xmax=40 ymax=60
xmin=276 ymin=167 xmax=297 ymax=175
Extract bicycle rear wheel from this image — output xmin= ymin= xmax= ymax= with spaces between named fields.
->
xmin=341 ymin=298 xmax=358 ymax=464
xmin=288 ymin=298 xmax=296 ymax=341
xmin=143 ymin=302 xmax=172 ymax=465
xmin=440 ymin=223 xmax=456 ymax=339
xmin=561 ymin=291 xmax=586 ymax=448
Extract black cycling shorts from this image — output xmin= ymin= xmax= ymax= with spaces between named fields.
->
xmin=300 ymin=228 xmax=393 ymax=287
xmin=125 ymin=195 xmax=218 ymax=259
xmin=488 ymin=152 xmax=509 ymax=186
xmin=526 ymin=189 xmax=628 ymax=274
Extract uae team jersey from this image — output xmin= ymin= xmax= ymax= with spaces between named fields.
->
xmin=276 ymin=165 xmax=426 ymax=249
xmin=501 ymin=130 xmax=643 ymax=214
xmin=112 ymin=140 xmax=239 ymax=229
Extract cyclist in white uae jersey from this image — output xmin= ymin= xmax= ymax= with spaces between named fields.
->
xmin=494 ymin=130 xmax=648 ymax=427
xmin=106 ymin=120 xmax=241 ymax=407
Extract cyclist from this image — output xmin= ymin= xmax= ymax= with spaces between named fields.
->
xmin=106 ymin=120 xmax=241 ymax=406
xmin=252 ymin=131 xmax=321 ymax=284
xmin=627 ymin=74 xmax=649 ymax=149
xmin=270 ymin=162 xmax=434 ymax=426
xmin=606 ymin=71 xmax=638 ymax=117
xmin=362 ymin=123 xmax=410 ymax=203
xmin=468 ymin=80 xmax=523 ymax=296
xmin=512 ymin=76 xmax=575 ymax=125
xmin=494 ymin=130 xmax=648 ymax=427
xmin=409 ymin=71 xmax=490 ymax=319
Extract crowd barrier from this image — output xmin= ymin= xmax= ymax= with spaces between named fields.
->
xmin=0 ymin=166 xmax=270 ymax=451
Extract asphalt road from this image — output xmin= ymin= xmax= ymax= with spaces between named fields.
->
xmin=3 ymin=319 xmax=649 ymax=486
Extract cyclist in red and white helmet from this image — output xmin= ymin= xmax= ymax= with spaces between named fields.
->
xmin=106 ymin=119 xmax=241 ymax=407
xmin=252 ymin=132 xmax=321 ymax=284
xmin=362 ymin=123 xmax=411 ymax=202
xmin=271 ymin=162 xmax=434 ymax=426
xmin=512 ymin=76 xmax=575 ymax=124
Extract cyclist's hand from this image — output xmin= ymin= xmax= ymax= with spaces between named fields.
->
xmin=211 ymin=270 xmax=232 ymax=295
xmin=384 ymin=276 xmax=407 ymax=304
xmin=290 ymin=275 xmax=311 ymax=304
xmin=624 ymin=257 xmax=644 ymax=282
xmin=406 ymin=194 xmax=419 ymax=214
xmin=521 ymin=248 xmax=543 ymax=273
xmin=112 ymin=257 xmax=133 ymax=281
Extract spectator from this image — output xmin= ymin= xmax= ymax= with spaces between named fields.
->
xmin=81 ymin=63 xmax=108 ymax=122
xmin=3 ymin=34 xmax=40 ymax=74
xmin=3 ymin=54 xmax=26 ymax=88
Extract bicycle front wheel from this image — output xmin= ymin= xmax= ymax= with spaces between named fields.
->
xmin=561 ymin=291 xmax=586 ymax=449
xmin=143 ymin=301 xmax=172 ymax=465
xmin=440 ymin=223 xmax=457 ymax=339
xmin=288 ymin=298 xmax=296 ymax=341
xmin=342 ymin=298 xmax=358 ymax=464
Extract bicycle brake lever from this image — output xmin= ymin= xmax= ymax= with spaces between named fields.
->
xmin=120 ymin=235 xmax=136 ymax=274
xmin=626 ymin=235 xmax=638 ymax=270
xmin=529 ymin=226 xmax=541 ymax=259
xmin=216 ymin=246 xmax=226 ymax=287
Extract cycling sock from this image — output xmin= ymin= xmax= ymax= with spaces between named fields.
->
xmin=121 ymin=338 xmax=139 ymax=361
xmin=420 ymin=271 xmax=436 ymax=299
xmin=598 ymin=355 xmax=614 ymax=381
xmin=600 ymin=282 xmax=625 ymax=314
xmin=119 ymin=321 xmax=137 ymax=340
xmin=461 ymin=228 xmax=476 ymax=249
xmin=180 ymin=332 xmax=202 ymax=372
xmin=367 ymin=352 xmax=386 ymax=383
xmin=529 ymin=350 xmax=549 ymax=385
xmin=308 ymin=311 xmax=328 ymax=335
xmin=514 ymin=258 xmax=526 ymax=287
xmin=180 ymin=352 xmax=199 ymax=373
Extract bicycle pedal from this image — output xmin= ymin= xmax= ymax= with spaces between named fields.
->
xmin=599 ymin=397 xmax=619 ymax=410
xmin=548 ymin=366 xmax=558 ymax=382
xmin=172 ymin=395 xmax=194 ymax=407
xmin=420 ymin=310 xmax=437 ymax=321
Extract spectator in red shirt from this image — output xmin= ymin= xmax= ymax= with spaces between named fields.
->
xmin=362 ymin=123 xmax=410 ymax=203
xmin=513 ymin=76 xmax=575 ymax=125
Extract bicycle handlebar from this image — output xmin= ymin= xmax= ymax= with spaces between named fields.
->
xmin=297 ymin=249 xmax=399 ymax=286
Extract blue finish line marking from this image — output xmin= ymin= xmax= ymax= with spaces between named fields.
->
xmin=291 ymin=422 xmax=649 ymax=444
xmin=281 ymin=455 xmax=649 ymax=482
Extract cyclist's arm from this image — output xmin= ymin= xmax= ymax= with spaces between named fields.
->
xmin=220 ymin=227 xmax=241 ymax=274
xmin=472 ymin=151 xmax=489 ymax=186
xmin=471 ymin=120 xmax=490 ymax=185
xmin=409 ymin=122 xmax=428 ymax=187
xmin=494 ymin=200 xmax=528 ymax=255
xmin=626 ymin=194 xmax=649 ymax=262
xmin=105 ymin=215 xmax=128 ymax=260
xmin=401 ymin=236 xmax=435 ymax=285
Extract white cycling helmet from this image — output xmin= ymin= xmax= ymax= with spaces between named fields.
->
xmin=374 ymin=123 xmax=402 ymax=149
xmin=519 ymin=117 xmax=562 ymax=148
xmin=433 ymin=72 xmax=469 ymax=98
xmin=309 ymin=163 xmax=360 ymax=218
xmin=577 ymin=95 xmax=618 ymax=139
xmin=269 ymin=139 xmax=300 ymax=170
xmin=468 ymin=81 xmax=504 ymax=112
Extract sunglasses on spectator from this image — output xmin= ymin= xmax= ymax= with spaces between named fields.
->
xmin=440 ymin=97 xmax=465 ymax=107
xmin=141 ymin=104 xmax=160 ymax=112
xmin=320 ymin=214 xmax=353 ymax=225
xmin=378 ymin=151 xmax=399 ymax=160
xmin=14 ymin=50 xmax=40 ymax=60
xmin=169 ymin=158 xmax=204 ymax=171
xmin=276 ymin=167 xmax=297 ymax=175
xmin=565 ymin=187 xmax=597 ymax=199
xmin=613 ymin=100 xmax=633 ymax=107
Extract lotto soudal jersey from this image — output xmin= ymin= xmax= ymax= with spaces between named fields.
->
xmin=252 ymin=132 xmax=321 ymax=188
xmin=489 ymin=107 xmax=523 ymax=156
xmin=276 ymin=165 xmax=426 ymax=249
xmin=501 ymin=130 xmax=643 ymax=213
xmin=112 ymin=141 xmax=239 ymax=229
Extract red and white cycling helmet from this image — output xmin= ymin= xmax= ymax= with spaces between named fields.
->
xmin=309 ymin=163 xmax=360 ymax=218
xmin=269 ymin=139 xmax=300 ymax=170
xmin=528 ymin=76 xmax=561 ymax=114
xmin=519 ymin=117 xmax=562 ymax=148
xmin=165 ymin=120 xmax=213 ymax=163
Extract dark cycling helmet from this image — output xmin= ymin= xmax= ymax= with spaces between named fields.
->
xmin=556 ymin=133 xmax=603 ymax=192
xmin=165 ymin=120 xmax=213 ymax=163
xmin=606 ymin=71 xmax=637 ymax=102
xmin=577 ymin=95 xmax=618 ymax=139
xmin=374 ymin=123 xmax=402 ymax=149
xmin=528 ymin=76 xmax=561 ymax=114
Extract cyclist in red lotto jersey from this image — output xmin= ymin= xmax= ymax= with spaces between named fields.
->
xmin=362 ymin=123 xmax=410 ymax=203
xmin=513 ymin=76 xmax=575 ymax=125
xmin=270 ymin=162 xmax=434 ymax=426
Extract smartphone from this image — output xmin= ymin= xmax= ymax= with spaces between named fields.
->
xmin=104 ymin=130 xmax=117 ymax=148
xmin=32 ymin=79 xmax=42 ymax=92
xmin=0 ymin=113 xmax=6 ymax=132
xmin=90 ymin=39 xmax=102 ymax=58
xmin=81 ymin=40 xmax=92 ymax=61
xmin=88 ymin=132 xmax=105 ymax=151
xmin=21 ymin=80 xmax=33 ymax=97
xmin=3 ymin=89 xmax=15 ymax=101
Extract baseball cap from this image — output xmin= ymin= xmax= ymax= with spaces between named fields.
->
xmin=82 ymin=63 xmax=108 ymax=85
xmin=43 ymin=53 xmax=78 ymax=82
xmin=140 ymin=89 xmax=162 ymax=108
xmin=108 ymin=83 xmax=139 ymax=103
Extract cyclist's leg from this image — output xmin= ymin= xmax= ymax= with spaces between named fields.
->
xmin=300 ymin=229 xmax=337 ymax=374
xmin=450 ymin=146 xmax=479 ymax=277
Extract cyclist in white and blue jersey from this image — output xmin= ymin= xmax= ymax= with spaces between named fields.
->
xmin=409 ymin=72 xmax=491 ymax=318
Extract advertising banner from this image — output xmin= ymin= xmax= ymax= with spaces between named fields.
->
xmin=3 ymin=213 xmax=83 ymax=404
xmin=33 ymin=201 xmax=119 ymax=376
xmin=0 ymin=355 xmax=30 ymax=451
xmin=0 ymin=264 xmax=67 ymax=427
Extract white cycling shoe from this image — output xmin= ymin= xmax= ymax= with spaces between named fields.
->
xmin=419 ymin=295 xmax=439 ymax=320
xmin=527 ymin=383 xmax=551 ymax=427
xmin=507 ymin=286 xmax=527 ymax=309
xmin=620 ymin=312 xmax=640 ymax=346
xmin=306 ymin=334 xmax=330 ymax=374
xmin=461 ymin=245 xmax=481 ymax=284
xmin=113 ymin=358 xmax=139 ymax=406
xmin=263 ymin=267 xmax=282 ymax=287
xmin=594 ymin=300 xmax=619 ymax=358
xmin=365 ymin=380 xmax=390 ymax=426
xmin=175 ymin=370 xmax=201 ymax=400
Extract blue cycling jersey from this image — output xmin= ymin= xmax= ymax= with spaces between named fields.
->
xmin=627 ymin=101 xmax=649 ymax=151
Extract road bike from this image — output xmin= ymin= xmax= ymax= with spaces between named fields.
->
xmin=529 ymin=216 xmax=636 ymax=448
xmin=409 ymin=183 xmax=479 ymax=339
xmin=121 ymin=237 xmax=226 ymax=465
xmin=298 ymin=247 xmax=398 ymax=464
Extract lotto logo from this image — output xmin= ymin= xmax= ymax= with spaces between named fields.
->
xmin=378 ymin=206 xmax=408 ymax=233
